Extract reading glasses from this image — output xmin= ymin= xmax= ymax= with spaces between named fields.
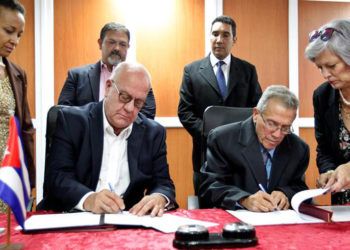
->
xmin=111 ymin=80 xmax=145 ymax=110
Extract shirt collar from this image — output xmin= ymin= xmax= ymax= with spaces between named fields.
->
xmin=102 ymin=100 xmax=133 ymax=139
xmin=0 ymin=57 xmax=5 ymax=67
xmin=260 ymin=144 xmax=276 ymax=157
xmin=100 ymin=61 xmax=115 ymax=72
xmin=210 ymin=53 xmax=231 ymax=68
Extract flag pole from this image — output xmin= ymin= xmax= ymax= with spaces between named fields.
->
xmin=6 ymin=206 xmax=10 ymax=246
xmin=0 ymin=205 xmax=22 ymax=249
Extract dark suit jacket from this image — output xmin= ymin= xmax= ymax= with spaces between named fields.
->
xmin=199 ymin=118 xmax=309 ymax=210
xmin=39 ymin=102 xmax=176 ymax=212
xmin=178 ymin=55 xmax=262 ymax=172
xmin=4 ymin=58 xmax=35 ymax=186
xmin=58 ymin=61 xmax=156 ymax=119
xmin=313 ymin=82 xmax=346 ymax=173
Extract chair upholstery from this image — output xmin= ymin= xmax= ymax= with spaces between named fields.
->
xmin=201 ymin=106 xmax=253 ymax=166
xmin=37 ymin=105 xmax=67 ymax=209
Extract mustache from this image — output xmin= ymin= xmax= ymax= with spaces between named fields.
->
xmin=109 ymin=50 xmax=120 ymax=57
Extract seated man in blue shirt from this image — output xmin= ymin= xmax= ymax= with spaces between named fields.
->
xmin=199 ymin=85 xmax=309 ymax=212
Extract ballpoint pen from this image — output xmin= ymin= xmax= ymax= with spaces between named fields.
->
xmin=259 ymin=183 xmax=278 ymax=211
xmin=108 ymin=183 xmax=124 ymax=213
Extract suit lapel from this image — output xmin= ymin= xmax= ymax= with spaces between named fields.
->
xmin=325 ymin=89 xmax=340 ymax=153
xmin=240 ymin=119 xmax=268 ymax=187
xmin=89 ymin=102 xmax=104 ymax=187
xmin=88 ymin=62 xmax=101 ymax=102
xmin=226 ymin=55 xmax=240 ymax=97
xmin=124 ymin=116 xmax=145 ymax=195
xmin=199 ymin=56 xmax=222 ymax=97
xmin=267 ymin=138 xmax=291 ymax=191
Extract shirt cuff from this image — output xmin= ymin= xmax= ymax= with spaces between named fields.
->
xmin=153 ymin=193 xmax=171 ymax=210
xmin=75 ymin=191 xmax=94 ymax=211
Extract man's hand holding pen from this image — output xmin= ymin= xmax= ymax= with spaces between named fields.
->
xmin=239 ymin=184 xmax=289 ymax=212
xmin=83 ymin=189 xmax=125 ymax=214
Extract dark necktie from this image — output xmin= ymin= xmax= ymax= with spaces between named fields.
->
xmin=262 ymin=148 xmax=272 ymax=186
xmin=216 ymin=61 xmax=227 ymax=98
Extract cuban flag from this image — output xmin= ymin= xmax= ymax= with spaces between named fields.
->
xmin=0 ymin=116 xmax=30 ymax=228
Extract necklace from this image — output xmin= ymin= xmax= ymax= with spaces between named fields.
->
xmin=340 ymin=90 xmax=350 ymax=106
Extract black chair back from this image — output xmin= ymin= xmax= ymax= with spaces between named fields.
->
xmin=201 ymin=106 xmax=253 ymax=165
xmin=41 ymin=105 xmax=67 ymax=200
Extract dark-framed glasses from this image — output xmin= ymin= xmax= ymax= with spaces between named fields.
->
xmin=308 ymin=27 xmax=344 ymax=43
xmin=111 ymin=80 xmax=145 ymax=110
xmin=260 ymin=113 xmax=293 ymax=135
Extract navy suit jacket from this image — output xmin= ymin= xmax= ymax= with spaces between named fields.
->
xmin=178 ymin=55 xmax=262 ymax=172
xmin=58 ymin=61 xmax=156 ymax=119
xmin=313 ymin=82 xmax=346 ymax=173
xmin=199 ymin=117 xmax=309 ymax=209
xmin=40 ymin=102 xmax=176 ymax=212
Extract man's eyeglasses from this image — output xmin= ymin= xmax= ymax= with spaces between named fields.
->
xmin=309 ymin=27 xmax=344 ymax=43
xmin=260 ymin=113 xmax=293 ymax=135
xmin=111 ymin=80 xmax=145 ymax=110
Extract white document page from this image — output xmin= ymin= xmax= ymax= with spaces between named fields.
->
xmin=104 ymin=212 xmax=218 ymax=233
xmin=24 ymin=212 xmax=101 ymax=230
xmin=319 ymin=206 xmax=350 ymax=222
xmin=227 ymin=209 xmax=323 ymax=226
xmin=291 ymin=188 xmax=328 ymax=213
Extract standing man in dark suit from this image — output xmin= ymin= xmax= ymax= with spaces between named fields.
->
xmin=40 ymin=62 xmax=176 ymax=216
xmin=199 ymin=86 xmax=309 ymax=211
xmin=178 ymin=15 xmax=262 ymax=194
xmin=58 ymin=22 xmax=156 ymax=119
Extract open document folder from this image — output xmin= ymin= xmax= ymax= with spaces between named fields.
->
xmin=23 ymin=211 xmax=218 ymax=234
xmin=227 ymin=188 xmax=350 ymax=226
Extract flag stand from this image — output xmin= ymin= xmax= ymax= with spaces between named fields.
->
xmin=0 ymin=206 xmax=22 ymax=249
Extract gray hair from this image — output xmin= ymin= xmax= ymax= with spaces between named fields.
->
xmin=257 ymin=85 xmax=299 ymax=113
xmin=305 ymin=19 xmax=350 ymax=65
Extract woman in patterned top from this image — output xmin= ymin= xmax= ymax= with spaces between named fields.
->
xmin=0 ymin=0 xmax=35 ymax=211
xmin=305 ymin=19 xmax=350 ymax=204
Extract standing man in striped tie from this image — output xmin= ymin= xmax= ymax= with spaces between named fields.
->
xmin=178 ymin=15 xmax=262 ymax=195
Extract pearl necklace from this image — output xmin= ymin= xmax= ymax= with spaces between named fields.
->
xmin=340 ymin=90 xmax=350 ymax=106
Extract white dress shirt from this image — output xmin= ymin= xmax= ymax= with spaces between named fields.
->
xmin=75 ymin=101 xmax=132 ymax=210
xmin=210 ymin=53 xmax=231 ymax=87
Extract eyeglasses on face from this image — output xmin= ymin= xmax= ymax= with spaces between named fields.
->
xmin=260 ymin=113 xmax=293 ymax=135
xmin=308 ymin=27 xmax=344 ymax=43
xmin=111 ymin=80 xmax=145 ymax=110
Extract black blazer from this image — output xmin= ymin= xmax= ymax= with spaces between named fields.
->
xmin=178 ymin=55 xmax=262 ymax=172
xmin=39 ymin=102 xmax=176 ymax=212
xmin=4 ymin=58 xmax=35 ymax=186
xmin=199 ymin=118 xmax=309 ymax=209
xmin=58 ymin=61 xmax=156 ymax=119
xmin=313 ymin=82 xmax=346 ymax=173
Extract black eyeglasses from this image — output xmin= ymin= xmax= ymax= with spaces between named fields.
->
xmin=308 ymin=27 xmax=344 ymax=43
xmin=111 ymin=80 xmax=145 ymax=110
xmin=260 ymin=113 xmax=293 ymax=135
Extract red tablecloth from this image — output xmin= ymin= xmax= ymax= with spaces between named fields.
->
xmin=0 ymin=209 xmax=349 ymax=250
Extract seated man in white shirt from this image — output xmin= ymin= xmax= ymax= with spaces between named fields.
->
xmin=39 ymin=62 xmax=177 ymax=216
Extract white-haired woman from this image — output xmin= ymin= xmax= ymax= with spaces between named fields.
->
xmin=305 ymin=19 xmax=350 ymax=203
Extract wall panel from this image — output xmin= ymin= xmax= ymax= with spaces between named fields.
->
xmin=9 ymin=0 xmax=35 ymax=117
xmin=299 ymin=0 xmax=350 ymax=117
xmin=299 ymin=128 xmax=330 ymax=205
xmin=54 ymin=0 xmax=126 ymax=102
xmin=224 ymin=0 xmax=289 ymax=90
